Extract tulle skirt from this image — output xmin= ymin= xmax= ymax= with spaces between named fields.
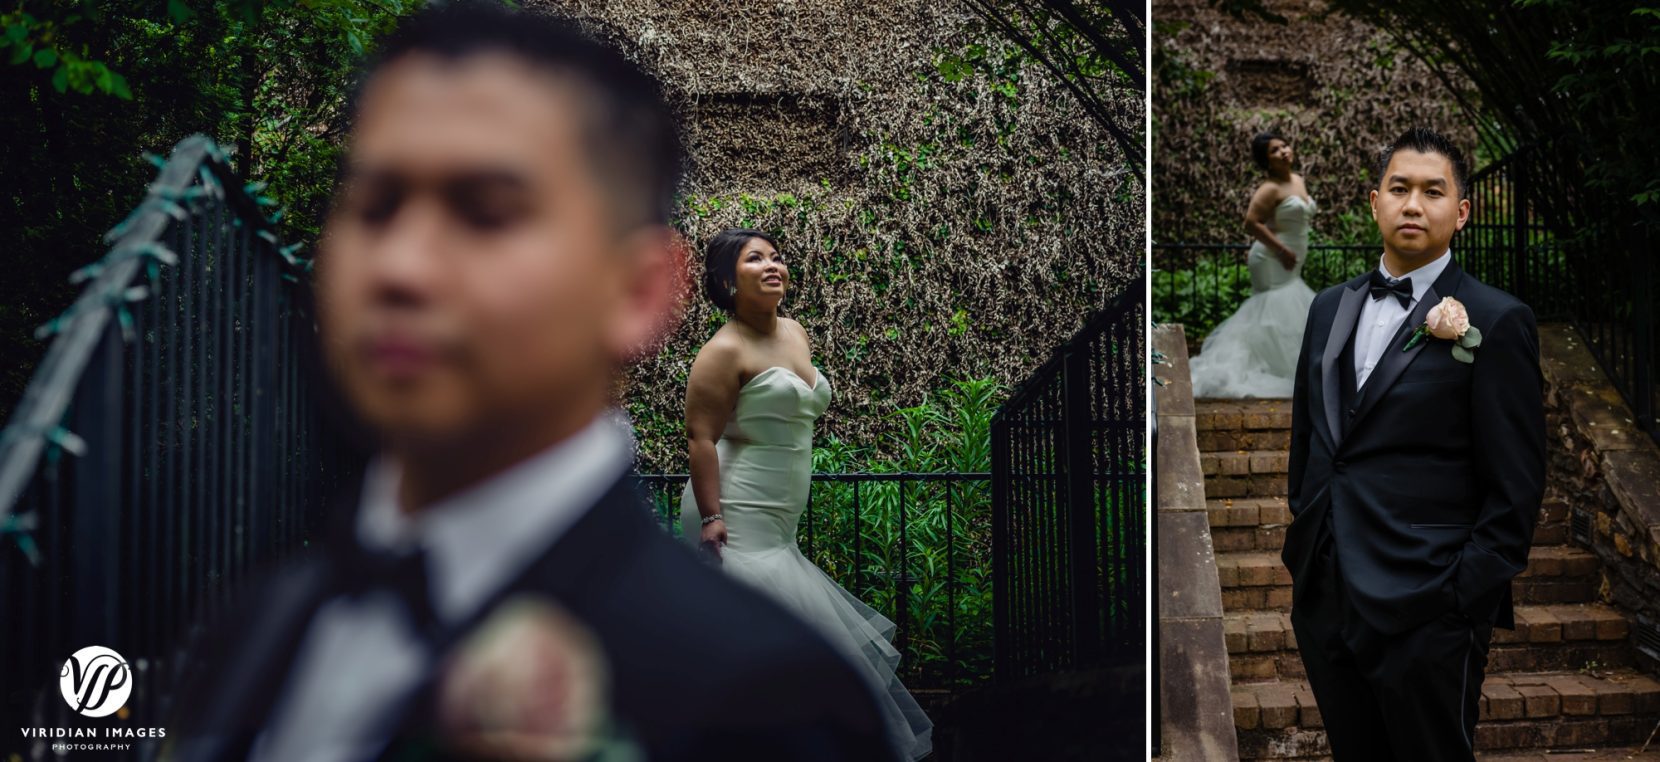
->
xmin=1189 ymin=274 xmax=1316 ymax=399
xmin=718 ymin=542 xmax=934 ymax=760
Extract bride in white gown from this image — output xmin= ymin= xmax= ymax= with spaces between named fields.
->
xmin=680 ymin=228 xmax=933 ymax=760
xmin=1189 ymin=131 xmax=1318 ymax=398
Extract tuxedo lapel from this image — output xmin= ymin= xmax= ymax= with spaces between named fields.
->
xmin=1320 ymin=283 xmax=1368 ymax=449
xmin=1347 ymin=260 xmax=1466 ymax=435
xmin=374 ymin=475 xmax=653 ymax=758
xmin=166 ymin=558 xmax=338 ymax=762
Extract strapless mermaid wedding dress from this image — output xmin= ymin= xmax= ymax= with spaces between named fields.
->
xmin=678 ymin=366 xmax=933 ymax=760
xmin=1189 ymin=194 xmax=1319 ymax=398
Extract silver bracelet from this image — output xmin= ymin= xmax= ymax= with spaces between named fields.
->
xmin=701 ymin=513 xmax=724 ymax=526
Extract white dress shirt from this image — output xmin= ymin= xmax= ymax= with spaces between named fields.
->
xmin=1352 ymin=249 xmax=1451 ymax=389
xmin=249 ymin=412 xmax=635 ymax=762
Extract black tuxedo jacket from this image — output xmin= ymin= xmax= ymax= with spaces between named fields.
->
xmin=1280 ymin=259 xmax=1545 ymax=635
xmin=160 ymin=474 xmax=897 ymax=761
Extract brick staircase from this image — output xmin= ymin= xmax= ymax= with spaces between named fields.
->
xmin=1198 ymin=398 xmax=1660 ymax=759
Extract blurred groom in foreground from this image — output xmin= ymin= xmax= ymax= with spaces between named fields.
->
xmin=161 ymin=3 xmax=893 ymax=760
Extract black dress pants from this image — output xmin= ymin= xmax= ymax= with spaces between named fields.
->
xmin=1289 ymin=528 xmax=1495 ymax=761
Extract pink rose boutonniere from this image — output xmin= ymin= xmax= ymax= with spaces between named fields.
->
xmin=1403 ymin=296 xmax=1482 ymax=363
xmin=437 ymin=596 xmax=640 ymax=761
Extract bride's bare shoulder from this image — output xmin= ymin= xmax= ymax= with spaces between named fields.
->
xmin=1249 ymin=180 xmax=1287 ymax=203
xmin=1246 ymin=181 xmax=1284 ymax=216
xmin=693 ymin=327 xmax=746 ymax=370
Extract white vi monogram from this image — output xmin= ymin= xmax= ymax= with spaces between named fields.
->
xmin=58 ymin=645 xmax=133 ymax=718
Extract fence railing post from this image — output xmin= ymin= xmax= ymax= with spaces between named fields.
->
xmin=1063 ymin=342 xmax=1100 ymax=668
xmin=1512 ymin=148 xmax=1528 ymax=301
xmin=1633 ymin=221 xmax=1655 ymax=432
xmin=70 ymin=322 xmax=125 ymax=649
xmin=991 ymin=415 xmax=1010 ymax=683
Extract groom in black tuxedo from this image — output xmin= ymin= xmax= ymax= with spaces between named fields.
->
xmin=160 ymin=4 xmax=894 ymax=761
xmin=1280 ymin=127 xmax=1545 ymax=761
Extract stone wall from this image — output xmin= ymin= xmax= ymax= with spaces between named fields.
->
xmin=1540 ymin=324 xmax=1660 ymax=673
xmin=1152 ymin=0 xmax=1475 ymax=243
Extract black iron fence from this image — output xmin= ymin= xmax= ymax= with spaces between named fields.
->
xmin=991 ymin=286 xmax=1146 ymax=681
xmin=1456 ymin=146 xmax=1573 ymax=322
xmin=1471 ymin=143 xmax=1655 ymax=445
xmin=1570 ymin=218 xmax=1656 ymax=443
xmin=635 ymin=472 xmax=992 ymax=692
xmin=0 ymin=136 xmax=346 ymax=751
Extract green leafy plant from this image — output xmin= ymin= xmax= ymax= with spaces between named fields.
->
xmin=798 ymin=377 xmax=1001 ymax=689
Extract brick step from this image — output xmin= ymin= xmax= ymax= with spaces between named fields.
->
xmin=1478 ymin=751 xmax=1660 ymax=760
xmin=1208 ymin=496 xmax=1292 ymax=533
xmin=1195 ymin=398 xmax=1294 ymax=436
xmin=1233 ymin=670 xmax=1660 ymax=759
xmin=1214 ymin=523 xmax=1291 ymax=553
xmin=1198 ymin=425 xmax=1292 ymax=454
xmin=1201 ymin=449 xmax=1290 ymax=479
xmin=1205 ymin=497 xmax=1577 ymax=551
xmin=1201 ymin=450 xmax=1289 ymax=500
xmin=1207 ymin=473 xmax=1291 ymax=499
xmin=1216 ymin=551 xmax=1293 ymax=612
xmin=1217 ymin=546 xmax=1604 ymax=611
xmin=1226 ymin=604 xmax=1635 ymax=682
xmin=1514 ymin=545 xmax=1606 ymax=605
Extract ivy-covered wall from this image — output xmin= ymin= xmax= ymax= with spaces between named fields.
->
xmin=542 ymin=2 xmax=1144 ymax=471
xmin=1152 ymin=0 xmax=1475 ymax=245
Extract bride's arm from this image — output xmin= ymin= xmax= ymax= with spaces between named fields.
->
xmin=686 ymin=338 xmax=742 ymax=555
xmin=1243 ymin=183 xmax=1297 ymax=270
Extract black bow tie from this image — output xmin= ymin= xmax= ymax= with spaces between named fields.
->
xmin=1368 ymin=270 xmax=1413 ymax=309
xmin=339 ymin=541 xmax=439 ymax=636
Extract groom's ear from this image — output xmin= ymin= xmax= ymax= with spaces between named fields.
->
xmin=1455 ymin=197 xmax=1471 ymax=231
xmin=1368 ymin=190 xmax=1378 ymax=218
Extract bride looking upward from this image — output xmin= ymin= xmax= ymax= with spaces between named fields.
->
xmin=679 ymin=228 xmax=933 ymax=760
xmin=1189 ymin=131 xmax=1318 ymax=398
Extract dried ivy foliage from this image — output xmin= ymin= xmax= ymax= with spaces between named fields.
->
xmin=532 ymin=1 xmax=1145 ymax=471
xmin=1152 ymin=0 xmax=1475 ymax=245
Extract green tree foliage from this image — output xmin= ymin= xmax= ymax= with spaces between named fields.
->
xmin=962 ymin=0 xmax=1145 ymax=180
xmin=1316 ymin=0 xmax=1660 ymax=222
xmin=0 ymin=0 xmax=415 ymax=421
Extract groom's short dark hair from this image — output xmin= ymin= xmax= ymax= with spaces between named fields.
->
xmin=346 ymin=0 xmax=683 ymax=227
xmin=1376 ymin=127 xmax=1471 ymax=200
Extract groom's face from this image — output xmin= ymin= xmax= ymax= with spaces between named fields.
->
xmin=316 ymin=52 xmax=674 ymax=447
xmin=1369 ymin=149 xmax=1470 ymax=264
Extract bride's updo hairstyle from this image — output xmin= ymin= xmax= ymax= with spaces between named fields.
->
xmin=704 ymin=228 xmax=779 ymax=313
xmin=1251 ymin=130 xmax=1285 ymax=171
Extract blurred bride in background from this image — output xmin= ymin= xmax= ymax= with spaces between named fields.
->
xmin=1189 ymin=131 xmax=1318 ymax=398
